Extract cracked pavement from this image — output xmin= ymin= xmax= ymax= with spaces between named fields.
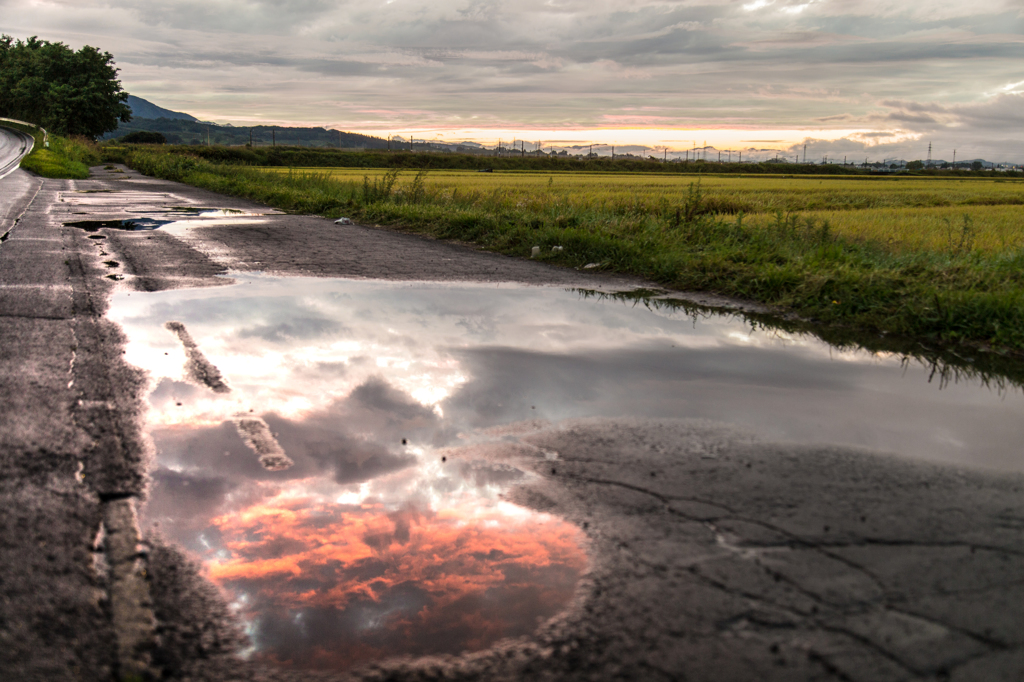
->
xmin=0 ymin=164 xmax=1022 ymax=681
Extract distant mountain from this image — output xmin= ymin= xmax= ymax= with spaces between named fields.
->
xmin=126 ymin=95 xmax=197 ymax=122
xmin=101 ymin=115 xmax=389 ymax=150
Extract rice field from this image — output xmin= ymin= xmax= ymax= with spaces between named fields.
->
xmin=266 ymin=168 xmax=1024 ymax=254
xmin=118 ymin=147 xmax=1024 ymax=350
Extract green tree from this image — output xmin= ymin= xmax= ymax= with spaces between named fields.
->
xmin=119 ymin=130 xmax=166 ymax=144
xmin=0 ymin=35 xmax=131 ymax=138
xmin=907 ymin=160 xmax=924 ymax=170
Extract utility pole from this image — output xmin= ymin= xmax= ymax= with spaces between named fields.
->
xmin=718 ymin=150 xmax=721 ymax=162
xmin=272 ymin=129 xmax=275 ymax=147
xmin=497 ymin=139 xmax=501 ymax=157
xmin=611 ymin=146 xmax=614 ymax=160
xmin=249 ymin=128 xmax=252 ymax=147
xmin=703 ymin=140 xmax=706 ymax=161
xmin=589 ymin=144 xmax=593 ymax=158
xmin=927 ymin=142 xmax=932 ymax=167
xmin=739 ymin=151 xmax=742 ymax=163
xmin=953 ymin=149 xmax=956 ymax=166
xmin=803 ymin=144 xmax=806 ymax=164
xmin=207 ymin=126 xmax=210 ymax=146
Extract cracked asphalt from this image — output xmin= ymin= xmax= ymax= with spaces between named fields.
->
xmin=1 ymin=163 xmax=1022 ymax=681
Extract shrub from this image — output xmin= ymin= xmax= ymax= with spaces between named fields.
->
xmin=118 ymin=130 xmax=166 ymax=144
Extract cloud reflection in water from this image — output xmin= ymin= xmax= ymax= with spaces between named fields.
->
xmin=111 ymin=274 xmax=1024 ymax=669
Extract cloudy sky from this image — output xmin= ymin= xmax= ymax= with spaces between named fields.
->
xmin=4 ymin=1 xmax=1023 ymax=159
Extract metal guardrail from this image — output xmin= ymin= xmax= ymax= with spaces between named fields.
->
xmin=0 ymin=117 xmax=48 ymax=148
xmin=0 ymin=120 xmax=40 ymax=180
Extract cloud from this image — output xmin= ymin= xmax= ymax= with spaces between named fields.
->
xmin=3 ymin=0 xmax=1019 ymax=157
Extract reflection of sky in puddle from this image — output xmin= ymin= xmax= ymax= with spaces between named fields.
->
xmin=110 ymin=274 xmax=1024 ymax=668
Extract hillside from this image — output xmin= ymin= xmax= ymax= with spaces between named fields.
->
xmin=103 ymin=114 xmax=388 ymax=150
xmin=125 ymin=95 xmax=197 ymax=122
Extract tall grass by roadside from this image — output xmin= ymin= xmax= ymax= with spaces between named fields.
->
xmin=19 ymin=134 xmax=101 ymax=179
xmin=116 ymin=148 xmax=1024 ymax=354
xmin=264 ymin=167 xmax=1024 ymax=254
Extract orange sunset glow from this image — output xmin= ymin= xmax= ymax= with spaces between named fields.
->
xmin=202 ymin=478 xmax=587 ymax=669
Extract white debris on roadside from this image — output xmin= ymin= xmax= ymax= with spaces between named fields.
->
xmin=334 ymin=217 xmax=353 ymax=225
xmin=531 ymin=246 xmax=541 ymax=257
xmin=552 ymin=246 xmax=564 ymax=253
xmin=583 ymin=262 xmax=602 ymax=269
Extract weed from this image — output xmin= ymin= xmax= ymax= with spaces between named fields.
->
xmin=944 ymin=213 xmax=976 ymax=256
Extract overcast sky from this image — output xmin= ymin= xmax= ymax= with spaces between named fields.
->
xmin=3 ymin=0 xmax=1023 ymax=159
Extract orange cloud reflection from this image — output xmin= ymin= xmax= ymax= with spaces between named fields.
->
xmin=204 ymin=479 xmax=587 ymax=670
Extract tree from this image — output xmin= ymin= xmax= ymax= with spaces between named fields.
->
xmin=971 ymin=161 xmax=983 ymax=171
xmin=118 ymin=130 xmax=166 ymax=144
xmin=907 ymin=160 xmax=924 ymax=170
xmin=0 ymin=35 xmax=131 ymax=138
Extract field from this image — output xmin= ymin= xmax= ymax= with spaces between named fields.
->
xmin=266 ymin=168 xmax=1024 ymax=255
xmin=113 ymin=147 xmax=1024 ymax=354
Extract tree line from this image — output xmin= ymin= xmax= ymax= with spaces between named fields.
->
xmin=0 ymin=35 xmax=130 ymax=138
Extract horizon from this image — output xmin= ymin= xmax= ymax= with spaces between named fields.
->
xmin=4 ymin=1 xmax=1022 ymax=162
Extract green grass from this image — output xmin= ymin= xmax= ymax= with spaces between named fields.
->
xmin=19 ymin=133 xmax=101 ymax=179
xmin=114 ymin=148 xmax=1024 ymax=355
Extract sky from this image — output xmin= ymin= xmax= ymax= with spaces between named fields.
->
xmin=3 ymin=0 xmax=1023 ymax=160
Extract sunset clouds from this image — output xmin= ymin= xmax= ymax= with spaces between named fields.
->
xmin=120 ymin=274 xmax=1024 ymax=666
xmin=145 ymin=434 xmax=586 ymax=669
xmin=2 ymin=0 xmax=1022 ymax=158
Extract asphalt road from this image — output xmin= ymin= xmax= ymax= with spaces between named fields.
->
xmin=0 ymin=125 xmax=34 ymax=182
xmin=1 ymin=164 xmax=1023 ymax=681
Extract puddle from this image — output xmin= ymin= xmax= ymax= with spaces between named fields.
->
xmin=66 ymin=219 xmax=168 ymax=232
xmin=109 ymin=274 xmax=1024 ymax=670
xmin=64 ymin=209 xmax=280 ymax=233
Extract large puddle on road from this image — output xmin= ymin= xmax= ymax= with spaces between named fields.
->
xmin=109 ymin=274 xmax=1024 ymax=670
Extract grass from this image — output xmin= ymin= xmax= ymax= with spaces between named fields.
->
xmin=19 ymin=134 xmax=101 ymax=179
xmin=267 ymin=168 xmax=1024 ymax=254
xmin=112 ymin=147 xmax=1024 ymax=355
xmin=3 ymin=120 xmax=103 ymax=179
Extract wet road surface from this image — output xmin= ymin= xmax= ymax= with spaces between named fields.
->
xmin=1 ymin=164 xmax=1023 ymax=681
xmin=0 ymin=125 xmax=34 ymax=181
